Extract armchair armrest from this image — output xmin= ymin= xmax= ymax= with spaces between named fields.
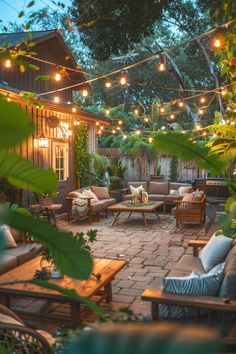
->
xmin=141 ymin=289 xmax=236 ymax=320
xmin=188 ymin=239 xmax=208 ymax=256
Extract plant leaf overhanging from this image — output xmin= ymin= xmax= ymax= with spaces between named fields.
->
xmin=153 ymin=132 xmax=226 ymax=176
xmin=1 ymin=207 xmax=93 ymax=280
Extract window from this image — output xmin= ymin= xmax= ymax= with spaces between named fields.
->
xmin=53 ymin=142 xmax=68 ymax=181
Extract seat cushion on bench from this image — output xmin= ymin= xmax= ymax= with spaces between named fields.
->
xmin=91 ymin=201 xmax=107 ymax=213
xmin=149 ymin=182 xmax=169 ymax=195
xmin=164 ymin=195 xmax=182 ymax=202
xmin=175 ymin=255 xmax=206 ymax=274
xmin=148 ymin=194 xmax=165 ymax=201
xmin=6 ymin=243 xmax=42 ymax=266
xmin=0 ymin=255 xmax=17 ymax=275
xmin=99 ymin=198 xmax=116 ymax=207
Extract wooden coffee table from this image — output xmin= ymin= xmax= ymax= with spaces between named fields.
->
xmin=108 ymin=201 xmax=164 ymax=227
xmin=0 ymin=257 xmax=126 ymax=328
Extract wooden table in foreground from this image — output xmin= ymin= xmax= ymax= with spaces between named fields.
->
xmin=108 ymin=201 xmax=164 ymax=227
xmin=0 ymin=257 xmax=126 ymax=328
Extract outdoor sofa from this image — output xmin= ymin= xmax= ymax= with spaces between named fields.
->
xmin=66 ymin=186 xmax=116 ymax=223
xmin=0 ymin=227 xmax=42 ymax=275
xmin=124 ymin=181 xmax=193 ymax=212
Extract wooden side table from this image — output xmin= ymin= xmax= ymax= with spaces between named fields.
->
xmin=29 ymin=204 xmax=62 ymax=226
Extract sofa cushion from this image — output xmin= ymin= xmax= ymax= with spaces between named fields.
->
xmin=91 ymin=186 xmax=110 ymax=199
xmin=0 ymin=225 xmax=17 ymax=249
xmin=100 ymin=198 xmax=116 ymax=207
xmin=6 ymin=243 xmax=42 ymax=266
xmin=10 ymin=228 xmax=22 ymax=243
xmin=164 ymin=195 xmax=182 ymax=202
xmin=0 ymin=254 xmax=17 ymax=275
xmin=78 ymin=189 xmax=99 ymax=202
xmin=175 ymin=254 xmax=206 ymax=274
xmin=219 ymin=242 xmax=236 ymax=299
xmin=169 ymin=183 xmax=191 ymax=190
xmin=130 ymin=185 xmax=143 ymax=197
xmin=128 ymin=182 xmax=147 ymax=192
xmin=68 ymin=189 xmax=82 ymax=198
xmin=178 ymin=186 xmax=193 ymax=196
xmin=160 ymin=263 xmax=225 ymax=319
xmin=91 ymin=201 xmax=107 ymax=213
xmin=148 ymin=194 xmax=165 ymax=201
xmin=199 ymin=233 xmax=233 ymax=272
xmin=149 ymin=182 xmax=169 ymax=195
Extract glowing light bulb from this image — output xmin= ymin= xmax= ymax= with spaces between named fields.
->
xmin=106 ymin=108 xmax=110 ymax=115
xmin=123 ymin=134 xmax=127 ymax=139
xmin=82 ymin=89 xmax=88 ymax=97
xmin=170 ymin=114 xmax=175 ymax=120
xmin=4 ymin=59 xmax=12 ymax=68
xmin=55 ymin=72 xmax=61 ymax=81
xmin=116 ymin=126 xmax=121 ymax=130
xmin=200 ymin=97 xmax=206 ymax=104
xmin=214 ymin=38 xmax=221 ymax=48
xmin=67 ymin=101 xmax=71 ymax=105
xmin=118 ymin=120 xmax=122 ymax=125
xmin=136 ymin=130 xmax=141 ymax=135
xmin=198 ymin=109 xmax=204 ymax=115
xmin=96 ymin=121 xmax=100 ymax=126
xmin=67 ymin=130 xmax=72 ymax=136
xmin=161 ymin=126 xmax=166 ymax=130
xmin=105 ymin=80 xmax=112 ymax=88
xmin=158 ymin=62 xmax=166 ymax=71
xmin=148 ymin=137 xmax=153 ymax=143
xmin=178 ymin=101 xmax=184 ymax=107
xmin=144 ymin=117 xmax=149 ymax=122
xmin=72 ymin=107 xmax=77 ymax=113
xmin=98 ymin=130 xmax=102 ymax=135
xmin=7 ymin=95 xmax=11 ymax=102
xmin=100 ymin=126 xmax=104 ymax=130
xmin=134 ymin=108 xmax=139 ymax=115
xmin=54 ymin=96 xmax=60 ymax=103
xmin=221 ymin=88 xmax=227 ymax=96
xmin=120 ymin=75 xmax=127 ymax=85
xmin=202 ymin=131 xmax=207 ymax=136
xmin=112 ymin=129 xmax=116 ymax=134
xmin=74 ymin=120 xmax=80 ymax=125
xmin=160 ymin=106 xmax=165 ymax=113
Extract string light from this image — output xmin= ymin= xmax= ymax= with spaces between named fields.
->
xmin=170 ymin=113 xmax=175 ymax=120
xmin=112 ymin=129 xmax=116 ymax=134
xmin=118 ymin=119 xmax=122 ymax=125
xmin=7 ymin=95 xmax=11 ymax=102
xmin=100 ymin=126 xmax=104 ymax=130
xmin=54 ymin=96 xmax=60 ymax=103
xmin=198 ymin=108 xmax=204 ymax=115
xmin=178 ymin=101 xmax=184 ymax=107
xmin=105 ymin=108 xmax=110 ymax=115
xmin=134 ymin=108 xmax=139 ymax=115
xmin=105 ymin=79 xmax=112 ymax=88
xmin=98 ymin=129 xmax=102 ymax=135
xmin=81 ymin=89 xmax=89 ymax=97
xmin=67 ymin=101 xmax=72 ymax=105
xmin=136 ymin=130 xmax=141 ymax=135
xmin=157 ymin=62 xmax=166 ymax=71
xmin=96 ymin=121 xmax=100 ymax=126
xmin=221 ymin=88 xmax=227 ymax=96
xmin=148 ymin=137 xmax=153 ymax=143
xmin=200 ymin=97 xmax=206 ymax=104
xmin=74 ymin=120 xmax=80 ymax=125
xmin=55 ymin=69 xmax=61 ymax=81
xmin=160 ymin=106 xmax=165 ymax=113
xmin=116 ymin=126 xmax=121 ymax=130
xmin=120 ymin=73 xmax=128 ymax=85
xmin=123 ymin=134 xmax=127 ymax=139
xmin=4 ymin=59 xmax=12 ymax=68
xmin=213 ymin=36 xmax=222 ymax=48
xmin=144 ymin=117 xmax=149 ymax=122
xmin=196 ymin=124 xmax=201 ymax=130
xmin=72 ymin=107 xmax=77 ymax=113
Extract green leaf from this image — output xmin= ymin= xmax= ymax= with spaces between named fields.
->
xmin=27 ymin=0 xmax=35 ymax=7
xmin=0 ymin=151 xmax=58 ymax=194
xmin=28 ymin=63 xmax=39 ymax=71
xmin=36 ymin=75 xmax=50 ymax=81
xmin=18 ymin=11 xmax=24 ymax=18
xmin=153 ymin=132 xmax=226 ymax=176
xmin=2 ymin=208 xmax=93 ymax=279
xmin=0 ymin=98 xmax=33 ymax=149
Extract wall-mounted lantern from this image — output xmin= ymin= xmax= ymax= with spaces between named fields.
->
xmin=37 ymin=133 xmax=49 ymax=148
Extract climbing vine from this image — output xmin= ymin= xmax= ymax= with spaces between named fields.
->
xmin=74 ymin=125 xmax=90 ymax=187
xmin=169 ymin=155 xmax=178 ymax=182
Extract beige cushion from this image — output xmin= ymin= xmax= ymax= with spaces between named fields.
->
xmin=148 ymin=194 xmax=165 ymax=201
xmin=169 ymin=189 xmax=179 ymax=196
xmin=91 ymin=186 xmax=110 ymax=199
xmin=0 ymin=254 xmax=17 ymax=275
xmin=78 ymin=189 xmax=99 ymax=202
xmin=192 ymin=190 xmax=204 ymax=201
xmin=0 ymin=225 xmax=17 ymax=248
xmin=164 ymin=195 xmax=182 ymax=202
xmin=128 ymin=182 xmax=148 ymax=192
xmin=6 ymin=243 xmax=42 ymax=266
xmin=99 ymin=198 xmax=116 ymax=207
xmin=178 ymin=186 xmax=192 ymax=196
xmin=130 ymin=185 xmax=143 ymax=197
xmin=149 ymin=182 xmax=169 ymax=195
xmin=91 ymin=201 xmax=107 ymax=212
xmin=10 ymin=228 xmax=22 ymax=243
xmin=175 ymin=255 xmax=206 ymax=274
xmin=182 ymin=193 xmax=194 ymax=202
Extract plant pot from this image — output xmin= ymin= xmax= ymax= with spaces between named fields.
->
xmin=110 ymin=189 xmax=123 ymax=203
xmin=150 ymin=175 xmax=165 ymax=181
xmin=50 ymin=266 xmax=63 ymax=279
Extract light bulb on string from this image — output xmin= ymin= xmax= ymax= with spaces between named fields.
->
xmin=136 ymin=130 xmax=141 ymax=136
xmin=148 ymin=137 xmax=153 ymax=143
xmin=178 ymin=101 xmax=184 ymax=107
xmin=199 ymin=97 xmax=206 ymax=104
xmin=100 ymin=126 xmax=104 ymax=130
xmin=144 ymin=116 xmax=149 ymax=123
xmin=198 ymin=109 xmax=204 ymax=115
xmin=170 ymin=113 xmax=175 ymax=120
xmin=120 ymin=73 xmax=128 ymax=86
xmin=96 ymin=121 xmax=100 ymax=126
xmin=4 ymin=59 xmax=12 ymax=68
xmin=67 ymin=101 xmax=71 ymax=105
xmin=134 ymin=108 xmax=139 ymax=115
xmin=7 ymin=95 xmax=11 ymax=102
xmin=74 ymin=120 xmax=80 ymax=126
xmin=105 ymin=108 xmax=110 ymax=116
xmin=54 ymin=96 xmax=60 ymax=103
xmin=116 ymin=126 xmax=121 ymax=130
xmin=118 ymin=119 xmax=122 ymax=125
xmin=55 ymin=69 xmax=61 ymax=81
xmin=105 ymin=79 xmax=112 ymax=88
xmin=123 ymin=134 xmax=127 ymax=140
xmin=98 ymin=130 xmax=102 ymax=135
xmin=160 ymin=106 xmax=165 ymax=113
xmin=213 ymin=36 xmax=222 ymax=48
xmin=220 ymin=88 xmax=227 ymax=96
xmin=157 ymin=55 xmax=166 ymax=72
xmin=112 ymin=129 xmax=116 ymax=134
xmin=81 ymin=89 xmax=89 ymax=97
xmin=72 ymin=107 xmax=77 ymax=113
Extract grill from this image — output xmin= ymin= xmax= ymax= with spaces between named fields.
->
xmin=205 ymin=178 xmax=229 ymax=200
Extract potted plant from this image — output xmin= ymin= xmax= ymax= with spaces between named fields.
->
xmin=150 ymin=162 xmax=164 ymax=181
xmin=108 ymin=160 xmax=128 ymax=202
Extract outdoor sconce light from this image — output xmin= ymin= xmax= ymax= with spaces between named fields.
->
xmin=37 ymin=133 xmax=49 ymax=148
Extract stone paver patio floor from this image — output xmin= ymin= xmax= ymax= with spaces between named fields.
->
xmin=58 ymin=210 xmax=219 ymax=320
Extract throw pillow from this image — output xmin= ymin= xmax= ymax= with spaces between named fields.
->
xmin=182 ymin=193 xmax=194 ymax=202
xmin=130 ymin=185 xmax=143 ymax=197
xmin=199 ymin=233 xmax=233 ymax=272
xmin=91 ymin=186 xmax=110 ymax=199
xmin=178 ymin=186 xmax=192 ymax=196
xmin=160 ymin=262 xmax=225 ymax=319
xmin=169 ymin=189 xmax=179 ymax=196
xmin=192 ymin=190 xmax=204 ymax=201
xmin=79 ymin=189 xmax=99 ymax=202
xmin=0 ymin=225 xmax=17 ymax=248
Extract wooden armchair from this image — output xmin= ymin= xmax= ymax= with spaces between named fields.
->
xmin=0 ymin=304 xmax=54 ymax=353
xmin=174 ymin=195 xmax=206 ymax=227
xmin=141 ymin=240 xmax=236 ymax=349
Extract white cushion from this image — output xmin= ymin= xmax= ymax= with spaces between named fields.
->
xmin=130 ymin=185 xmax=143 ymax=197
xmin=78 ymin=189 xmax=99 ymax=202
xmin=178 ymin=186 xmax=192 ymax=196
xmin=169 ymin=189 xmax=179 ymax=196
xmin=0 ymin=225 xmax=17 ymax=248
xmin=199 ymin=233 xmax=233 ymax=272
xmin=160 ymin=262 xmax=225 ymax=319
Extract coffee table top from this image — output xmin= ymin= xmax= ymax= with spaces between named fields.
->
xmin=0 ymin=257 xmax=126 ymax=301
xmin=108 ymin=201 xmax=164 ymax=212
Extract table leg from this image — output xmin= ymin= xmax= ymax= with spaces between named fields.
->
xmin=51 ymin=210 xmax=57 ymax=226
xmin=112 ymin=212 xmax=121 ymax=226
xmin=70 ymin=301 xmax=81 ymax=329
xmin=154 ymin=210 xmax=161 ymax=221
xmin=128 ymin=212 xmax=132 ymax=219
xmin=104 ymin=281 xmax=113 ymax=302
xmin=142 ymin=212 xmax=148 ymax=227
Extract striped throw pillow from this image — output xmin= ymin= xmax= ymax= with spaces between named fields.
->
xmin=159 ymin=262 xmax=225 ymax=319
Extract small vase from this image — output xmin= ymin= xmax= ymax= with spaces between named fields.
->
xmin=50 ymin=266 xmax=63 ymax=279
